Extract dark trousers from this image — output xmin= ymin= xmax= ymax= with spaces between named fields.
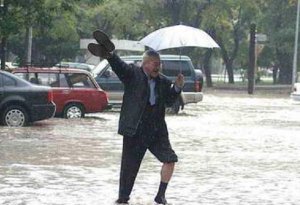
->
xmin=118 ymin=104 xmax=178 ymax=199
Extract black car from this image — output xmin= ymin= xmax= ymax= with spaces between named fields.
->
xmin=0 ymin=70 xmax=56 ymax=127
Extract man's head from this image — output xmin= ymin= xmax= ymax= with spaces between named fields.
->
xmin=142 ymin=50 xmax=161 ymax=78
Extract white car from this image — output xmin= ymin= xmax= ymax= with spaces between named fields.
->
xmin=291 ymin=83 xmax=300 ymax=101
xmin=5 ymin=62 xmax=18 ymax=70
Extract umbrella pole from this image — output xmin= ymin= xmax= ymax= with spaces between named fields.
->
xmin=179 ymin=48 xmax=182 ymax=74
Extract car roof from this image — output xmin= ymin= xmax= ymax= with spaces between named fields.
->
xmin=91 ymin=55 xmax=193 ymax=76
xmin=13 ymin=67 xmax=92 ymax=75
xmin=56 ymin=62 xmax=94 ymax=68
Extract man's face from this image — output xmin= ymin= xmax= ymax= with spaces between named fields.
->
xmin=142 ymin=57 xmax=161 ymax=78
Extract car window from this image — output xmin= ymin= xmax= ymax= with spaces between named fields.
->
xmin=3 ymin=75 xmax=17 ymax=87
xmin=58 ymin=74 xmax=69 ymax=87
xmin=161 ymin=60 xmax=192 ymax=76
xmin=28 ymin=73 xmax=39 ymax=84
xmin=38 ymin=73 xmax=59 ymax=86
xmin=0 ymin=73 xmax=3 ymax=87
xmin=67 ymin=73 xmax=95 ymax=88
xmin=14 ymin=73 xmax=28 ymax=80
xmin=76 ymin=64 xmax=88 ymax=69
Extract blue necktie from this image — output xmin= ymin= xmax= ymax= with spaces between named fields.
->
xmin=149 ymin=79 xmax=156 ymax=105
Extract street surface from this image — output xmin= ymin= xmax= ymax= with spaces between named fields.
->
xmin=1 ymin=90 xmax=300 ymax=205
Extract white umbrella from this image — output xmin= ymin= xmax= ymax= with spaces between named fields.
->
xmin=139 ymin=25 xmax=219 ymax=51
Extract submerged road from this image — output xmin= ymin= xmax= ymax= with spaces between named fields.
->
xmin=1 ymin=90 xmax=300 ymax=205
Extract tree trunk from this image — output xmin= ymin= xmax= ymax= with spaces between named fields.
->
xmin=225 ymin=59 xmax=234 ymax=84
xmin=0 ymin=37 xmax=7 ymax=70
xmin=276 ymin=51 xmax=292 ymax=84
xmin=272 ymin=64 xmax=279 ymax=84
xmin=216 ymin=34 xmax=235 ymax=84
xmin=203 ymin=49 xmax=213 ymax=87
xmin=278 ymin=66 xmax=292 ymax=84
xmin=248 ymin=24 xmax=256 ymax=94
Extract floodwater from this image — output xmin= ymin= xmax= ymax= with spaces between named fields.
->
xmin=1 ymin=90 xmax=300 ymax=205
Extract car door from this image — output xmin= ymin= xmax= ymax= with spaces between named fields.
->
xmin=95 ymin=65 xmax=124 ymax=104
xmin=66 ymin=72 xmax=105 ymax=112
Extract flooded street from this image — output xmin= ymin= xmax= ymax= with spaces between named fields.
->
xmin=1 ymin=90 xmax=300 ymax=205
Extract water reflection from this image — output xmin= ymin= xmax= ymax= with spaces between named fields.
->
xmin=1 ymin=92 xmax=300 ymax=204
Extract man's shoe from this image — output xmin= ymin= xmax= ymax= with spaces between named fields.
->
xmin=87 ymin=43 xmax=112 ymax=59
xmin=154 ymin=196 xmax=168 ymax=204
xmin=93 ymin=30 xmax=115 ymax=52
xmin=115 ymin=198 xmax=129 ymax=204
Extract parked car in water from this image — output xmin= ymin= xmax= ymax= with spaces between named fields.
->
xmin=0 ymin=70 xmax=56 ymax=127
xmin=291 ymin=83 xmax=300 ymax=102
xmin=55 ymin=62 xmax=95 ymax=72
xmin=92 ymin=55 xmax=203 ymax=113
xmin=13 ymin=67 xmax=108 ymax=118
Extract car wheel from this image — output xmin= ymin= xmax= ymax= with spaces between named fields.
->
xmin=2 ymin=105 xmax=28 ymax=127
xmin=63 ymin=104 xmax=85 ymax=119
xmin=171 ymin=99 xmax=181 ymax=114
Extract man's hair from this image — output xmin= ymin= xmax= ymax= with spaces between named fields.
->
xmin=142 ymin=50 xmax=160 ymax=63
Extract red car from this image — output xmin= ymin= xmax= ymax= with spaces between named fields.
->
xmin=13 ymin=67 xmax=108 ymax=118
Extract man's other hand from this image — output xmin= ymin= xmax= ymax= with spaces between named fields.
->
xmin=175 ymin=73 xmax=185 ymax=88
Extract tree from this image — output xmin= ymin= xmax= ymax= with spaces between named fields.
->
xmin=0 ymin=0 xmax=25 ymax=69
xmin=160 ymin=0 xmax=218 ymax=87
xmin=202 ymin=0 xmax=262 ymax=84
xmin=260 ymin=0 xmax=297 ymax=84
xmin=1 ymin=0 xmax=80 ymax=67
xmin=88 ymin=0 xmax=149 ymax=40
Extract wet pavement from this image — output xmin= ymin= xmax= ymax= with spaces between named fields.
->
xmin=1 ymin=90 xmax=300 ymax=205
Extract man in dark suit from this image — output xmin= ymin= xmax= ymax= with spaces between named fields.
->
xmin=88 ymin=30 xmax=184 ymax=205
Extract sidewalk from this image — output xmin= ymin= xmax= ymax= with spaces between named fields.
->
xmin=203 ymin=83 xmax=292 ymax=97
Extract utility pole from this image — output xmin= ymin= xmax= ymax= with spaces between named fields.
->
xmin=248 ymin=23 xmax=256 ymax=94
xmin=25 ymin=0 xmax=32 ymax=66
xmin=25 ymin=26 xmax=33 ymax=66
xmin=292 ymin=0 xmax=300 ymax=88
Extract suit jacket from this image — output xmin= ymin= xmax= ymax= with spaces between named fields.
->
xmin=108 ymin=54 xmax=180 ymax=137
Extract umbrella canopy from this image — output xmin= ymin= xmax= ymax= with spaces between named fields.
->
xmin=139 ymin=25 xmax=219 ymax=51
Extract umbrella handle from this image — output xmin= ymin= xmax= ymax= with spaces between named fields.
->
xmin=179 ymin=48 xmax=182 ymax=74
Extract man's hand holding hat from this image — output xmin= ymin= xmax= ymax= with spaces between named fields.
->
xmin=88 ymin=30 xmax=115 ymax=59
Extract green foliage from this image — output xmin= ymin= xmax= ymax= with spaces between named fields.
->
xmin=2 ymin=0 xmax=80 ymax=65
xmin=199 ymin=0 xmax=264 ymax=83
xmin=0 ymin=0 xmax=298 ymax=81
xmin=262 ymin=0 xmax=296 ymax=52
xmin=259 ymin=0 xmax=297 ymax=83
